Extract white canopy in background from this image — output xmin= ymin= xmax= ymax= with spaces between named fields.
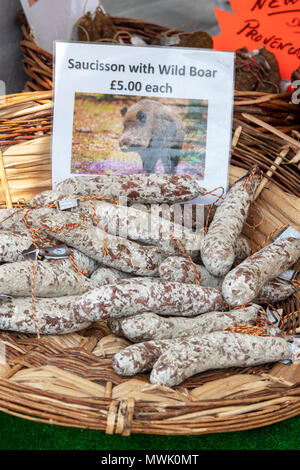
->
xmin=20 ymin=0 xmax=101 ymax=53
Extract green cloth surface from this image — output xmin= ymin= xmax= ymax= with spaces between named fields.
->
xmin=0 ymin=412 xmax=299 ymax=450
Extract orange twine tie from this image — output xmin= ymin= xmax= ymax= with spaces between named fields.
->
xmin=19 ymin=194 xmax=120 ymax=337
xmin=222 ymin=324 xmax=270 ymax=337
xmin=170 ymin=236 xmax=200 ymax=285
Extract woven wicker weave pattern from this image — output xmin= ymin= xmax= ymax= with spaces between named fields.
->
xmin=0 ymin=165 xmax=299 ymax=435
xmin=0 ymin=15 xmax=298 ymax=434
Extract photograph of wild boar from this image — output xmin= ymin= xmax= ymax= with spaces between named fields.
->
xmin=71 ymin=93 xmax=208 ymax=178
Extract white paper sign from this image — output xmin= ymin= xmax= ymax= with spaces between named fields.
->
xmin=52 ymin=41 xmax=235 ymax=204
xmin=21 ymin=0 xmax=100 ymax=53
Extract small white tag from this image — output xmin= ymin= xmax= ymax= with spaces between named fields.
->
xmin=40 ymin=245 xmax=71 ymax=259
xmin=275 ymin=225 xmax=300 ymax=242
xmin=0 ymin=295 xmax=12 ymax=300
xmin=130 ymin=35 xmax=147 ymax=46
xmin=278 ymin=269 xmax=298 ymax=282
xmin=265 ymin=307 xmax=283 ymax=327
xmin=160 ymin=35 xmax=180 ymax=46
xmin=57 ymin=199 xmax=79 ymax=211
xmin=281 ymin=337 xmax=300 ymax=364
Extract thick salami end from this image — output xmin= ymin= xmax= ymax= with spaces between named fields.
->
xmin=222 ymin=237 xmax=300 ymax=307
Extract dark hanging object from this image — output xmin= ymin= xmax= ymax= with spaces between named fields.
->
xmin=77 ymin=12 xmax=95 ymax=41
xmin=234 ymin=47 xmax=281 ymax=93
xmin=291 ymin=66 xmax=300 ymax=82
xmin=92 ymin=7 xmax=117 ymax=41
xmin=180 ymin=31 xmax=213 ymax=49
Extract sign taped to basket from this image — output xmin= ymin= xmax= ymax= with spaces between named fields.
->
xmin=52 ymin=41 xmax=235 ymax=204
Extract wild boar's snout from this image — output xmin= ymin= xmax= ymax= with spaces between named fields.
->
xmin=119 ymin=99 xmax=185 ymax=175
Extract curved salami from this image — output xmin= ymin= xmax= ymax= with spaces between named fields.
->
xmin=26 ymin=208 xmax=163 ymax=276
xmin=77 ymin=279 xmax=225 ymax=321
xmin=150 ymin=331 xmax=291 ymax=387
xmin=222 ymin=237 xmax=300 ymax=307
xmin=201 ymin=169 xmax=261 ymax=277
xmin=109 ymin=305 xmax=260 ymax=342
xmin=112 ymin=338 xmax=176 ymax=376
xmin=55 ymin=174 xmax=206 ymax=204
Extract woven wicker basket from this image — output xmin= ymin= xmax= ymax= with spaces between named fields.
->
xmin=0 ymin=13 xmax=299 ymax=433
xmin=0 ymin=92 xmax=299 ymax=434
xmin=18 ymin=15 xmax=192 ymax=92
xmin=0 ymin=162 xmax=299 ymax=435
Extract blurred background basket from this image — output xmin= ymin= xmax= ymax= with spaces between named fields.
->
xmin=17 ymin=13 xmax=194 ymax=92
xmin=11 ymin=10 xmax=300 ymax=200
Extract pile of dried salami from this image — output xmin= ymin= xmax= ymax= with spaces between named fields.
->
xmin=0 ymin=171 xmax=299 ymax=387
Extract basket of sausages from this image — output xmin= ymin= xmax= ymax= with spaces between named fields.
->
xmin=0 ymin=155 xmax=299 ymax=435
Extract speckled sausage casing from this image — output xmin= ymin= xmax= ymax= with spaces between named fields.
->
xmin=234 ymin=235 xmax=252 ymax=263
xmin=109 ymin=305 xmax=260 ymax=342
xmin=158 ymin=237 xmax=252 ymax=287
xmin=201 ymin=170 xmax=261 ymax=277
xmin=26 ymin=208 xmax=163 ymax=276
xmin=78 ymin=200 xmax=202 ymax=253
xmin=150 ymin=331 xmax=291 ymax=387
xmin=158 ymin=256 xmax=222 ymax=288
xmin=0 ymin=295 xmax=92 ymax=335
xmin=77 ymin=279 xmax=225 ymax=321
xmin=89 ymin=266 xmax=132 ymax=288
xmin=258 ymin=277 xmax=298 ymax=303
xmin=0 ymin=231 xmax=33 ymax=262
xmin=0 ymin=258 xmax=91 ymax=297
xmin=0 ymin=209 xmax=30 ymax=232
xmin=222 ymin=237 xmax=300 ymax=307
xmin=55 ymin=174 xmax=206 ymax=204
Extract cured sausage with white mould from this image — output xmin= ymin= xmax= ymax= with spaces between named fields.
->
xmin=25 ymin=208 xmax=163 ymax=276
xmin=258 ymin=277 xmax=298 ymax=303
xmin=108 ymin=305 xmax=260 ymax=342
xmin=150 ymin=331 xmax=292 ymax=387
xmin=55 ymin=174 xmax=206 ymax=204
xmin=0 ymin=231 xmax=33 ymax=262
xmin=222 ymin=237 xmax=300 ymax=307
xmin=201 ymin=169 xmax=261 ymax=277
xmin=79 ymin=199 xmax=202 ymax=254
xmin=77 ymin=278 xmax=225 ymax=321
xmin=0 ymin=257 xmax=91 ymax=297
xmin=112 ymin=337 xmax=179 ymax=376
xmin=0 ymin=295 xmax=92 ymax=335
